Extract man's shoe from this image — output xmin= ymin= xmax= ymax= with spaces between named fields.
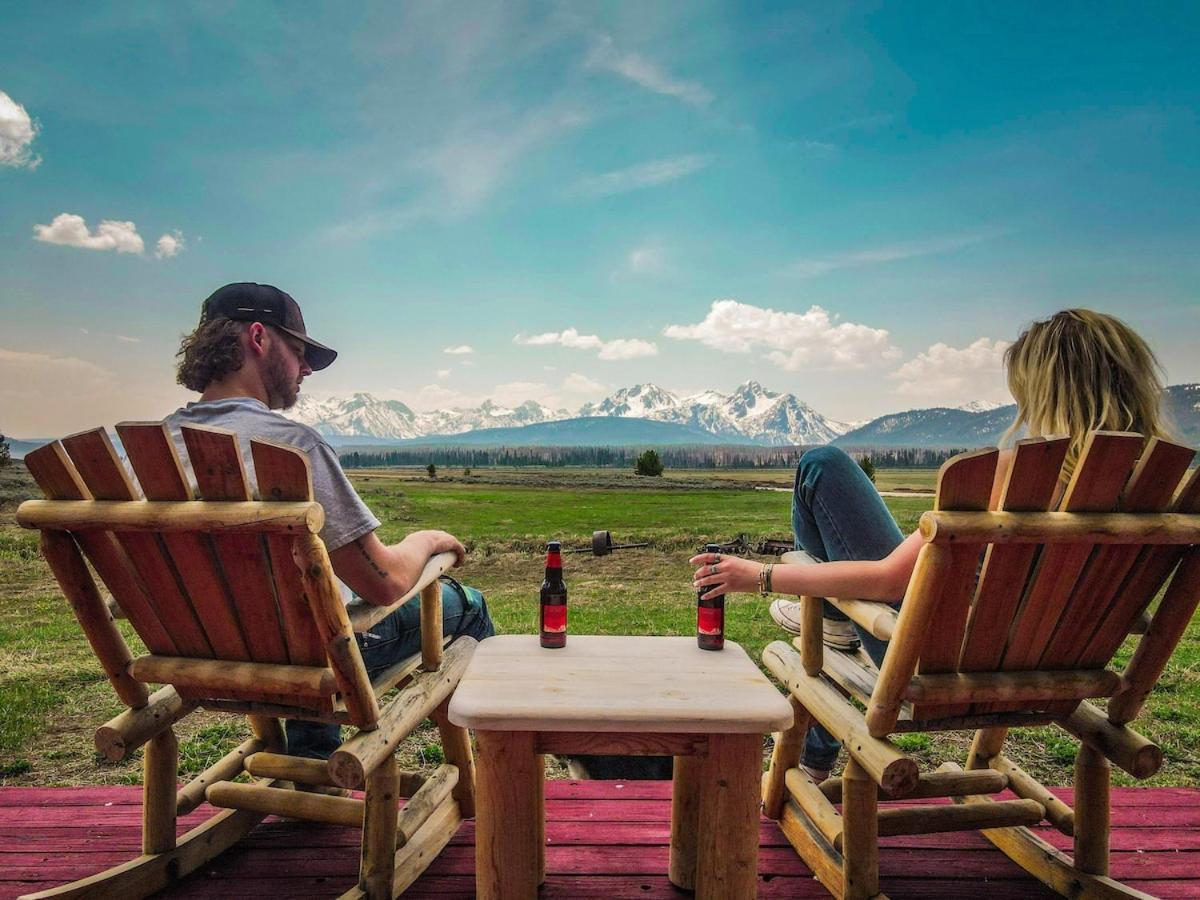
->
xmin=769 ymin=599 xmax=861 ymax=651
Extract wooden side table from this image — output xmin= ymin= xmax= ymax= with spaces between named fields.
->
xmin=447 ymin=635 xmax=794 ymax=899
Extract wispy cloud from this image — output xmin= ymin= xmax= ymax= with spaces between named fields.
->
xmin=787 ymin=231 xmax=1004 ymax=278
xmin=889 ymin=338 xmax=1013 ymax=403
xmin=514 ymin=327 xmax=658 ymax=361
xmin=0 ymin=90 xmax=40 ymax=169
xmin=569 ymin=154 xmax=711 ymax=199
xmin=585 ymin=35 xmax=712 ymax=107
xmin=664 ymin=301 xmax=900 ymax=371
xmin=443 ymin=344 xmax=474 ymax=355
xmin=612 ymin=242 xmax=668 ymax=281
xmin=824 ymin=113 xmax=894 ymax=134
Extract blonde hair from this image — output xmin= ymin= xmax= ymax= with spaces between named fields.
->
xmin=1003 ymin=309 xmax=1173 ymax=476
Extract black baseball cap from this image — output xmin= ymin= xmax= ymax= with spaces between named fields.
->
xmin=199 ymin=282 xmax=337 ymax=371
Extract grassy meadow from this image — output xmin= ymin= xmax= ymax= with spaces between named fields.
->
xmin=1 ymin=460 xmax=1197 ymax=790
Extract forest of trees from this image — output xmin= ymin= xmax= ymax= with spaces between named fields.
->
xmin=339 ymin=444 xmax=969 ymax=470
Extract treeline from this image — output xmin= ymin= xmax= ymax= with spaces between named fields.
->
xmin=848 ymin=447 xmax=970 ymax=468
xmin=341 ymin=444 xmax=968 ymax=470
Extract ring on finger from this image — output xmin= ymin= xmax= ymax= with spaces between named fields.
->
xmin=714 ymin=553 xmax=722 ymax=562
xmin=710 ymin=563 xmax=719 ymax=575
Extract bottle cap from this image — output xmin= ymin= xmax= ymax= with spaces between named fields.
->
xmin=547 ymin=540 xmax=562 ymax=551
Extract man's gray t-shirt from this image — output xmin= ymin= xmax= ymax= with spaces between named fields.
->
xmin=163 ymin=398 xmax=380 ymax=554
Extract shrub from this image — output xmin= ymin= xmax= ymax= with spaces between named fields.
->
xmin=635 ymin=449 xmax=664 ymax=477
xmin=858 ymin=455 xmax=876 ymax=483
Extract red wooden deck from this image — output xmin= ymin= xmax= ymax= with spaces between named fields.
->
xmin=2 ymin=782 xmax=1198 ymax=898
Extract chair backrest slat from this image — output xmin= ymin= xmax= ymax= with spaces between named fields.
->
xmin=117 ymin=422 xmax=252 ymax=662
xmin=1079 ymin=463 xmax=1200 ymax=672
xmin=252 ymin=439 xmax=327 ymax=665
xmin=61 ymin=429 xmax=213 ymax=658
xmin=180 ymin=426 xmax=289 ymax=665
xmin=909 ymin=448 xmax=997 ymax=716
xmin=1040 ymin=438 xmax=1195 ymax=675
xmin=23 ymin=439 xmax=177 ymax=655
xmin=991 ymin=432 xmax=1143 ymax=670
xmin=942 ymin=437 xmax=1070 ymax=717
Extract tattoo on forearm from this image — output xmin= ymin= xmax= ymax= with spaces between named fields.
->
xmin=355 ymin=539 xmax=389 ymax=580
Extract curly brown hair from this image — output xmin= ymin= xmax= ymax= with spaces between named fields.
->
xmin=175 ymin=319 xmax=248 ymax=392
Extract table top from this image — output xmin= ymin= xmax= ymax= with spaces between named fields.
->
xmin=447 ymin=635 xmax=794 ymax=734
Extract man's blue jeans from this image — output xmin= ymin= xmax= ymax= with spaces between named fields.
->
xmin=791 ymin=447 xmax=904 ymax=771
xmin=286 ymin=577 xmax=496 ymax=760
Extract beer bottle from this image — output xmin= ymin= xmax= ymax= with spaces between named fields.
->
xmin=697 ymin=542 xmax=725 ymax=651
xmin=540 ymin=540 xmax=567 ymax=648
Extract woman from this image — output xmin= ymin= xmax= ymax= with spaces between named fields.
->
xmin=690 ymin=308 xmax=1175 ymax=780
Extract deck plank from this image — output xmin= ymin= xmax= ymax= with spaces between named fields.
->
xmin=1 ymin=783 xmax=1197 ymax=899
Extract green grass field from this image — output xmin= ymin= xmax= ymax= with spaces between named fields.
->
xmin=1 ymin=460 xmax=1197 ymax=789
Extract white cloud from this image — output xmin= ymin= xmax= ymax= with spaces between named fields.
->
xmin=155 ymin=231 xmax=185 ymax=259
xmin=514 ymin=327 xmax=658 ymax=361
xmin=569 ymin=155 xmax=710 ymax=199
xmin=0 ymin=91 xmax=40 ymax=169
xmin=561 ymin=372 xmax=607 ymax=394
xmin=664 ymin=300 xmax=901 ymax=371
xmin=788 ymin=232 xmax=1001 ymax=278
xmin=585 ymin=35 xmax=712 ymax=107
xmin=889 ymin=338 xmax=1013 ymax=403
xmin=443 ymin=344 xmax=474 ymax=355
xmin=33 ymin=213 xmax=145 ymax=254
xmin=436 ymin=368 xmax=451 ymax=380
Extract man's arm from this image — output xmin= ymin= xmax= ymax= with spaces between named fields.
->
xmin=329 ymin=529 xmax=466 ymax=606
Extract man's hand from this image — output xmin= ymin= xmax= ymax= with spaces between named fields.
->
xmin=330 ymin=528 xmax=467 ymax=606
xmin=407 ymin=529 xmax=466 ymax=566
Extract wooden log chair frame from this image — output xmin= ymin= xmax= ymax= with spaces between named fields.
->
xmin=15 ymin=423 xmax=480 ymax=900
xmin=760 ymin=430 xmax=1200 ymax=900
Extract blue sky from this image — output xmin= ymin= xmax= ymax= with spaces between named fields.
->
xmin=2 ymin=2 xmax=1197 ymax=437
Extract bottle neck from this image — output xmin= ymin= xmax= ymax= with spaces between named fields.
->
xmin=545 ymin=551 xmax=562 ymax=569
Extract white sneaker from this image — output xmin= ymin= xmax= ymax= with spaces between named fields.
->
xmin=768 ymin=599 xmax=861 ymax=651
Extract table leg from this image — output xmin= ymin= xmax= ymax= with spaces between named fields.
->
xmin=669 ymin=753 xmax=702 ymax=890
xmin=696 ymin=733 xmax=761 ymax=900
xmin=475 ymin=730 xmax=541 ymax=899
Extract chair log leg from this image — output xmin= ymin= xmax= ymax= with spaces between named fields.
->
xmin=966 ymin=726 xmax=1008 ymax=770
xmin=840 ymin=757 xmax=879 ymax=900
xmin=434 ymin=697 xmax=476 ymax=818
xmin=248 ymin=714 xmax=287 ymax=753
xmin=143 ymin=728 xmax=178 ymax=855
xmin=1074 ymin=743 xmax=1111 ymax=876
xmin=763 ymin=695 xmax=810 ymax=820
xmin=360 ymin=755 xmax=400 ymax=899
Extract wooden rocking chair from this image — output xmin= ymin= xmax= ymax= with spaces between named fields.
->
xmin=15 ymin=423 xmax=479 ymax=899
xmin=761 ymin=431 xmax=1200 ymax=899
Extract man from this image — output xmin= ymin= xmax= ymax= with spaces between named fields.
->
xmin=166 ymin=282 xmax=495 ymax=760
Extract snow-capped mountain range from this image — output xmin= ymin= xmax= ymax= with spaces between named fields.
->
xmin=288 ymin=381 xmax=852 ymax=446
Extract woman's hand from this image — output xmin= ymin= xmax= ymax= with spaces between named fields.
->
xmin=689 ymin=551 xmax=762 ymax=600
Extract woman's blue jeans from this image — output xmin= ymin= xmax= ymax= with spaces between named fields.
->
xmin=791 ymin=447 xmax=904 ymax=771
xmin=286 ymin=577 xmax=495 ymax=760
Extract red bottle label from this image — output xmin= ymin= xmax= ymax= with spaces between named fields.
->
xmin=541 ymin=603 xmax=567 ymax=633
xmin=698 ymin=606 xmax=724 ymax=636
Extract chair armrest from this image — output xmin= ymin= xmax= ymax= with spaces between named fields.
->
xmin=827 ymin=597 xmax=898 ymax=642
xmin=346 ymin=551 xmax=457 ymax=633
xmin=329 ymin=636 xmax=477 ymax=789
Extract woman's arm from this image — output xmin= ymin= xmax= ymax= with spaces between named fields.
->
xmin=691 ymin=530 xmax=924 ymax=603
